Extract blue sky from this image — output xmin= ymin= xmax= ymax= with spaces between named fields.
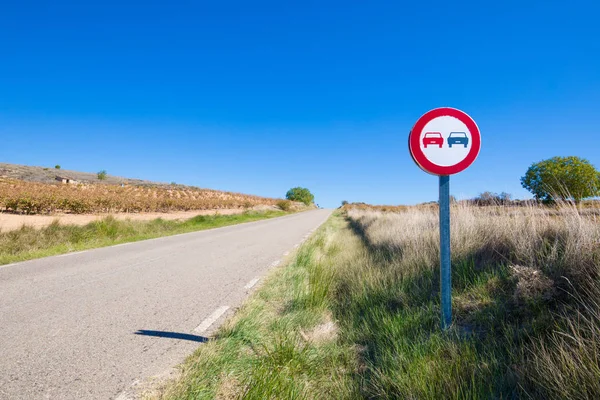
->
xmin=1 ymin=1 xmax=599 ymax=207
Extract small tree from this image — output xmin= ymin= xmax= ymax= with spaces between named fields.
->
xmin=285 ymin=187 xmax=314 ymax=205
xmin=97 ymin=170 xmax=108 ymax=180
xmin=521 ymin=156 xmax=600 ymax=203
xmin=341 ymin=200 xmax=349 ymax=206
xmin=55 ymin=165 xmax=61 ymax=169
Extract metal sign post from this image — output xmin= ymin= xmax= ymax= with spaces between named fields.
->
xmin=409 ymin=107 xmax=481 ymax=330
xmin=439 ymin=175 xmax=451 ymax=329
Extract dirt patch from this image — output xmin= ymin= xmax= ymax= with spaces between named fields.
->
xmin=215 ymin=373 xmax=243 ymax=400
xmin=510 ymin=265 xmax=555 ymax=303
xmin=0 ymin=208 xmax=277 ymax=232
xmin=300 ymin=313 xmax=339 ymax=344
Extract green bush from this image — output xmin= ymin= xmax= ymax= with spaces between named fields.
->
xmin=521 ymin=156 xmax=600 ymax=203
xmin=285 ymin=187 xmax=314 ymax=205
xmin=97 ymin=170 xmax=108 ymax=180
xmin=55 ymin=165 xmax=61 ymax=169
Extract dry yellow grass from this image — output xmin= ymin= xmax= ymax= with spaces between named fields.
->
xmin=345 ymin=203 xmax=600 ymax=398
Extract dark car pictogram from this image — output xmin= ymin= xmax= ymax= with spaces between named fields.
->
xmin=447 ymin=132 xmax=469 ymax=148
xmin=423 ymin=132 xmax=444 ymax=148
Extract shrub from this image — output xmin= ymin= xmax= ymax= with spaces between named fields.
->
xmin=285 ymin=187 xmax=314 ymax=205
xmin=55 ymin=165 xmax=61 ymax=169
xmin=471 ymin=191 xmax=513 ymax=206
xmin=277 ymin=200 xmax=292 ymax=211
xmin=97 ymin=170 xmax=108 ymax=180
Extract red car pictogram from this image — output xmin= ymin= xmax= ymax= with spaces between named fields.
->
xmin=423 ymin=132 xmax=444 ymax=148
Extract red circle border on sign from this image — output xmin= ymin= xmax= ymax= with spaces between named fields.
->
xmin=409 ymin=107 xmax=481 ymax=176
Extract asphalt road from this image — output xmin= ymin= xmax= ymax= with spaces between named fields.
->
xmin=0 ymin=209 xmax=332 ymax=400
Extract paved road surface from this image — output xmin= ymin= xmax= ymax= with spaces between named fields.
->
xmin=0 ymin=209 xmax=331 ymax=400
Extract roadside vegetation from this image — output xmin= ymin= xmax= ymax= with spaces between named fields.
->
xmin=342 ymin=204 xmax=600 ymax=398
xmin=521 ymin=156 xmax=600 ymax=203
xmin=0 ymin=179 xmax=279 ymax=214
xmin=0 ymin=210 xmax=287 ymax=265
xmin=155 ymin=203 xmax=600 ymax=399
xmin=153 ymin=214 xmax=356 ymax=400
xmin=286 ymin=187 xmax=315 ymax=206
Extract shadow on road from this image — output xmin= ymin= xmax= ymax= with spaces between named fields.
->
xmin=134 ymin=330 xmax=209 ymax=343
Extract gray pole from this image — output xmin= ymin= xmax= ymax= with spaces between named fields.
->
xmin=439 ymin=175 xmax=452 ymax=329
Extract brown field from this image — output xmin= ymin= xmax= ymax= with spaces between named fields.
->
xmin=0 ymin=179 xmax=280 ymax=215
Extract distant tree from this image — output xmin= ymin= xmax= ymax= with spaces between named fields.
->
xmin=478 ymin=191 xmax=497 ymax=203
xmin=97 ymin=170 xmax=108 ymax=180
xmin=472 ymin=191 xmax=510 ymax=206
xmin=499 ymin=192 xmax=512 ymax=203
xmin=521 ymin=156 xmax=600 ymax=204
xmin=341 ymin=200 xmax=349 ymax=206
xmin=285 ymin=187 xmax=314 ymax=205
xmin=55 ymin=165 xmax=61 ymax=169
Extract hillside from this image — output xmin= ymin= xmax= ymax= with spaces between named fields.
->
xmin=0 ymin=163 xmax=156 ymax=186
xmin=0 ymin=163 xmax=281 ymax=215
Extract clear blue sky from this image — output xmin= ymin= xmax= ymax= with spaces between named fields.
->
xmin=1 ymin=1 xmax=599 ymax=207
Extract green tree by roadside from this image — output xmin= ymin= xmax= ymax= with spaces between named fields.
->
xmin=521 ymin=156 xmax=600 ymax=203
xmin=286 ymin=187 xmax=314 ymax=205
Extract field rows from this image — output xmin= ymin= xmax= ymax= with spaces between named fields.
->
xmin=0 ymin=179 xmax=279 ymax=214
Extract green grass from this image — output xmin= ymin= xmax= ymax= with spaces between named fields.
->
xmin=154 ymin=213 xmax=357 ymax=400
xmin=0 ymin=210 xmax=287 ymax=265
xmin=154 ymin=205 xmax=600 ymax=399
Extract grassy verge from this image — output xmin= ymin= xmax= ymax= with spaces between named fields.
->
xmin=154 ymin=205 xmax=600 ymax=399
xmin=0 ymin=210 xmax=287 ymax=265
xmin=153 ymin=213 xmax=357 ymax=399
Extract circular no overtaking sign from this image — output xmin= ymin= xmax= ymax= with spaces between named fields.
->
xmin=409 ymin=107 xmax=481 ymax=176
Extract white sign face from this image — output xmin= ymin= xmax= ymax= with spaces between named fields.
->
xmin=419 ymin=116 xmax=473 ymax=167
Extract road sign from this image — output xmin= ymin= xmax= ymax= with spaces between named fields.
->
xmin=409 ymin=107 xmax=481 ymax=176
xmin=408 ymin=107 xmax=481 ymax=330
